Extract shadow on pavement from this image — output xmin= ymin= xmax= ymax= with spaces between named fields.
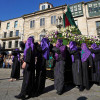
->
xmin=0 ymin=76 xmax=23 ymax=80
xmin=43 ymin=84 xmax=54 ymax=93
xmin=77 ymin=96 xmax=88 ymax=100
xmin=43 ymin=83 xmax=75 ymax=94
xmin=0 ymin=78 xmax=10 ymax=80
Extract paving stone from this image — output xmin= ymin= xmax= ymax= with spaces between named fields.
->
xmin=0 ymin=69 xmax=100 ymax=100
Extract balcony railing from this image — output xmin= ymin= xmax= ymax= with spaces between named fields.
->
xmin=0 ymin=33 xmax=21 ymax=40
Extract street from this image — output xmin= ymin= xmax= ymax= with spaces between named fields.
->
xmin=0 ymin=69 xmax=100 ymax=100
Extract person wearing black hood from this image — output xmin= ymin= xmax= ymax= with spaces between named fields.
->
xmin=35 ymin=38 xmax=50 ymax=96
xmin=10 ymin=49 xmax=20 ymax=82
xmin=91 ymin=43 xmax=100 ymax=85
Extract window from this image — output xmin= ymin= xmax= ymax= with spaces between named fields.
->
xmin=6 ymin=22 xmax=10 ymax=29
xmin=96 ymin=21 xmax=100 ymax=35
xmin=69 ymin=3 xmax=83 ymax=17
xmin=51 ymin=16 xmax=56 ymax=24
xmin=88 ymin=1 xmax=100 ymax=17
xmin=48 ymin=5 xmax=50 ymax=8
xmin=8 ymin=41 xmax=12 ymax=48
xmin=14 ymin=21 xmax=18 ymax=28
xmin=42 ymin=5 xmax=45 ymax=10
xmin=3 ymin=42 xmax=6 ymax=49
xmin=31 ymin=36 xmax=34 ymax=39
xmin=40 ymin=35 xmax=45 ymax=40
xmin=30 ymin=20 xmax=35 ymax=28
xmin=9 ymin=31 xmax=13 ymax=37
xmin=4 ymin=32 xmax=7 ymax=38
xmin=40 ymin=18 xmax=45 ymax=26
xmin=16 ymin=30 xmax=19 ymax=36
xmin=15 ymin=41 xmax=18 ymax=47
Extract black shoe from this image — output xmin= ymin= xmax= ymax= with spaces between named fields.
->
xmin=14 ymin=94 xmax=25 ymax=99
xmin=35 ymin=92 xmax=40 ymax=97
xmin=79 ymin=86 xmax=84 ymax=91
xmin=56 ymin=91 xmax=62 ymax=95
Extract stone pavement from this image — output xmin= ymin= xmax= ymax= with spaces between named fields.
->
xmin=0 ymin=69 xmax=100 ymax=100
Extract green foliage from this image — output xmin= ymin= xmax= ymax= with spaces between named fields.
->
xmin=47 ymin=27 xmax=100 ymax=46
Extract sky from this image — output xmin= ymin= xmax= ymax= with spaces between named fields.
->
xmin=0 ymin=0 xmax=91 ymax=21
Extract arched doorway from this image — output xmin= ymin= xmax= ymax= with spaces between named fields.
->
xmin=39 ymin=29 xmax=47 ymax=40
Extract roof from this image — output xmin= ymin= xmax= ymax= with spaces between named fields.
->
xmin=22 ymin=4 xmax=67 ymax=18
xmin=39 ymin=2 xmax=53 ymax=7
xmin=85 ymin=0 xmax=99 ymax=4
xmin=1 ymin=16 xmax=22 ymax=22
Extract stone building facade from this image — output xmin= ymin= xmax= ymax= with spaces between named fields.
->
xmin=0 ymin=0 xmax=100 ymax=52
xmin=0 ymin=17 xmax=24 ymax=52
xmin=23 ymin=0 xmax=100 ymax=41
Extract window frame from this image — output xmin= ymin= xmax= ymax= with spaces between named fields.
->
xmin=3 ymin=42 xmax=6 ymax=49
xmin=48 ymin=5 xmax=50 ymax=8
xmin=40 ymin=35 xmax=45 ymax=41
xmin=51 ymin=15 xmax=56 ymax=25
xmin=87 ymin=1 xmax=100 ymax=17
xmin=42 ymin=5 xmax=45 ymax=10
xmin=15 ymin=41 xmax=18 ymax=48
xmin=30 ymin=20 xmax=35 ymax=28
xmin=9 ymin=31 xmax=13 ymax=37
xmin=40 ymin=18 xmax=45 ymax=26
xmin=8 ymin=41 xmax=12 ymax=48
xmin=6 ymin=22 xmax=10 ymax=29
xmin=16 ymin=30 xmax=19 ymax=36
xmin=96 ymin=21 xmax=100 ymax=35
xmin=14 ymin=21 xmax=18 ymax=28
xmin=4 ymin=32 xmax=7 ymax=38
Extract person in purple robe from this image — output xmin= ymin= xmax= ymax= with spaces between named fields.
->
xmin=81 ymin=43 xmax=93 ymax=90
xmin=10 ymin=49 xmax=20 ymax=82
xmin=52 ymin=39 xmax=66 ymax=95
xmin=69 ymin=41 xmax=83 ymax=91
xmin=35 ymin=38 xmax=50 ymax=96
xmin=15 ymin=36 xmax=35 ymax=99
xmin=91 ymin=43 xmax=100 ymax=85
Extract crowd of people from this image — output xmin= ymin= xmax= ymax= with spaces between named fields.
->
xmin=0 ymin=36 xmax=100 ymax=99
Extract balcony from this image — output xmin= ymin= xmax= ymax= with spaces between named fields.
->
xmin=0 ymin=34 xmax=21 ymax=41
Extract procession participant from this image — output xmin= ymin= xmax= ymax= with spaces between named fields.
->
xmin=91 ymin=43 xmax=100 ymax=85
xmin=52 ymin=39 xmax=66 ymax=95
xmin=15 ymin=37 xmax=35 ymax=99
xmin=9 ymin=55 xmax=13 ymax=68
xmin=0 ymin=54 xmax=3 ymax=68
xmin=69 ymin=41 xmax=83 ymax=91
xmin=46 ymin=44 xmax=55 ymax=80
xmin=19 ymin=40 xmax=26 ymax=51
xmin=35 ymin=38 xmax=50 ymax=96
xmin=9 ymin=49 xmax=20 ymax=82
xmin=81 ymin=43 xmax=93 ymax=90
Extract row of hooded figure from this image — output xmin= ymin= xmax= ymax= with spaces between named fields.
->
xmin=11 ymin=36 xmax=100 ymax=99
xmin=13 ymin=36 xmax=52 ymax=99
xmin=68 ymin=41 xmax=100 ymax=91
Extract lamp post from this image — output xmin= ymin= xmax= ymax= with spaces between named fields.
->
xmin=56 ymin=16 xmax=63 ymax=30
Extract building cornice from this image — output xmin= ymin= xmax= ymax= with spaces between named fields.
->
xmin=87 ymin=15 xmax=100 ymax=20
xmin=85 ymin=0 xmax=99 ymax=4
xmin=22 ymin=5 xmax=67 ymax=18
xmin=69 ymin=2 xmax=85 ymax=6
xmin=1 ymin=17 xmax=22 ymax=22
